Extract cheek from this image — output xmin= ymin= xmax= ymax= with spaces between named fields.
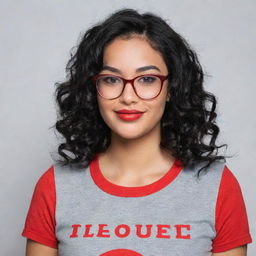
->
xmin=97 ymin=98 xmax=114 ymax=126
xmin=152 ymin=101 xmax=166 ymax=121
xmin=97 ymin=98 xmax=106 ymax=119
xmin=151 ymin=92 xmax=168 ymax=120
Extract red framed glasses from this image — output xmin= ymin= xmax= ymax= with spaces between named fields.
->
xmin=92 ymin=73 xmax=169 ymax=100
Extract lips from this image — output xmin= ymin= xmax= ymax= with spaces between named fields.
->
xmin=117 ymin=113 xmax=143 ymax=121
xmin=115 ymin=109 xmax=144 ymax=121
xmin=115 ymin=109 xmax=144 ymax=114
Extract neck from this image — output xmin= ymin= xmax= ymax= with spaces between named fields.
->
xmin=99 ymin=125 xmax=174 ymax=177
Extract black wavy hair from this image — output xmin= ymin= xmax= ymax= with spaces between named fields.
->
xmin=53 ymin=8 xmax=230 ymax=172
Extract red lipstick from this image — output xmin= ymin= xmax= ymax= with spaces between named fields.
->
xmin=115 ymin=109 xmax=144 ymax=121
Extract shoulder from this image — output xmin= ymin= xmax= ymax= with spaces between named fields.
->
xmin=30 ymin=165 xmax=56 ymax=205
xmin=215 ymin=164 xmax=248 ymax=225
xmin=36 ymin=165 xmax=55 ymax=185
xmin=36 ymin=163 xmax=87 ymax=190
xmin=212 ymin=164 xmax=252 ymax=252
xmin=218 ymin=165 xmax=242 ymax=194
xmin=183 ymin=159 xmax=226 ymax=183
xmin=32 ymin=165 xmax=55 ymax=196
xmin=216 ymin=164 xmax=247 ymax=211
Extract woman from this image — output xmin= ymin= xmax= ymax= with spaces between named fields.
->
xmin=22 ymin=8 xmax=252 ymax=256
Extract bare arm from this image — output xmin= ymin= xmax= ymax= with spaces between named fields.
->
xmin=26 ymin=239 xmax=58 ymax=256
xmin=212 ymin=245 xmax=247 ymax=256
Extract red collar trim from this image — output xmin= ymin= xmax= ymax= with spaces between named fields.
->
xmin=89 ymin=153 xmax=184 ymax=197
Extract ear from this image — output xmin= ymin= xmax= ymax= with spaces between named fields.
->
xmin=166 ymin=92 xmax=170 ymax=102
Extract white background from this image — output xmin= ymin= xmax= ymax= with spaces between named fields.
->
xmin=0 ymin=0 xmax=255 ymax=255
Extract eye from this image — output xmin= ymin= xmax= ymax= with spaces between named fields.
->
xmin=101 ymin=76 xmax=121 ymax=84
xmin=138 ymin=76 xmax=157 ymax=84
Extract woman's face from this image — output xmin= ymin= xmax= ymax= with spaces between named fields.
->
xmin=96 ymin=35 xmax=170 ymax=140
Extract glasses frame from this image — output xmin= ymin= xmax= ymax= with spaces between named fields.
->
xmin=92 ymin=73 xmax=169 ymax=100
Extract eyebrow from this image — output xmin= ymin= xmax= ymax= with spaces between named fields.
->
xmin=101 ymin=65 xmax=161 ymax=74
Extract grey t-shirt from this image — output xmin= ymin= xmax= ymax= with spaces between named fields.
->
xmin=54 ymin=155 xmax=225 ymax=256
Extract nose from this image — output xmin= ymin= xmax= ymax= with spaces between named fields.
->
xmin=119 ymin=81 xmax=139 ymax=103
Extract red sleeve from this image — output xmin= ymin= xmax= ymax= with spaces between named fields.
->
xmin=212 ymin=165 xmax=252 ymax=252
xmin=21 ymin=165 xmax=58 ymax=249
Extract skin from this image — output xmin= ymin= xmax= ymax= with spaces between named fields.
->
xmin=97 ymin=35 xmax=175 ymax=185
xmin=25 ymin=36 xmax=247 ymax=255
xmin=26 ymin=239 xmax=57 ymax=256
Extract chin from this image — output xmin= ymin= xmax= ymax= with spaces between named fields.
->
xmin=115 ymin=133 xmax=143 ymax=140
xmin=113 ymin=126 xmax=155 ymax=141
xmin=111 ymin=129 xmax=145 ymax=140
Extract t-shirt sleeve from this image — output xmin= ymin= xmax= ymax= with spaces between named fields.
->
xmin=21 ymin=165 xmax=58 ymax=249
xmin=212 ymin=165 xmax=252 ymax=252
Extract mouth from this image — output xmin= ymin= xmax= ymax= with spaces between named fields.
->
xmin=115 ymin=110 xmax=144 ymax=114
xmin=115 ymin=112 xmax=144 ymax=121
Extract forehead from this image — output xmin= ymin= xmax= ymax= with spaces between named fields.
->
xmin=102 ymin=36 xmax=168 ymax=74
